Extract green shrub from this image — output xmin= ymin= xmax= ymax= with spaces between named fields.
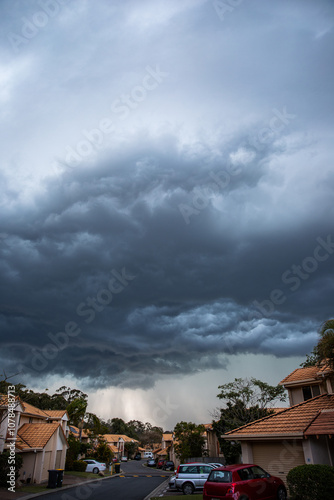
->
xmin=72 ymin=460 xmax=87 ymax=472
xmin=287 ymin=464 xmax=334 ymax=500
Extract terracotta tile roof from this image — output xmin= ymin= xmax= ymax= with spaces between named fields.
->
xmin=107 ymin=444 xmax=119 ymax=453
xmin=20 ymin=401 xmax=49 ymax=419
xmin=102 ymin=434 xmax=139 ymax=443
xmin=224 ymin=394 xmax=334 ymax=439
xmin=162 ymin=433 xmax=173 ymax=441
xmin=304 ymin=409 xmax=334 ymax=436
xmin=16 ymin=423 xmax=60 ymax=450
xmin=280 ymin=361 xmax=332 ymax=385
xmin=157 ymin=447 xmax=170 ymax=455
xmin=69 ymin=425 xmax=89 ymax=438
xmin=44 ymin=410 xmax=68 ymax=418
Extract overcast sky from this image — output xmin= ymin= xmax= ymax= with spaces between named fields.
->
xmin=1 ymin=0 xmax=334 ymax=429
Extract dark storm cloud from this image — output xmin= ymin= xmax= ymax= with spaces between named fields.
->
xmin=1 ymin=126 xmax=334 ymax=388
xmin=1 ymin=0 xmax=334 ymax=389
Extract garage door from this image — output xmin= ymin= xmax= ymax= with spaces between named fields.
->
xmin=42 ymin=451 xmax=52 ymax=482
xmin=252 ymin=440 xmax=305 ymax=485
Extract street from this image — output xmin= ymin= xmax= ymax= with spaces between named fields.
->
xmin=32 ymin=460 xmax=172 ymax=500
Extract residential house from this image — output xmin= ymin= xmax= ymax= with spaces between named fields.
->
xmin=0 ymin=395 xmax=69 ymax=484
xmin=221 ymin=362 xmax=334 ymax=486
xmin=203 ymin=423 xmax=222 ymax=458
xmin=279 ymin=359 xmax=334 ymax=406
xmin=102 ymin=434 xmax=139 ymax=460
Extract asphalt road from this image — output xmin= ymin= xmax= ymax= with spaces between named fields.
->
xmin=34 ymin=460 xmax=172 ymax=500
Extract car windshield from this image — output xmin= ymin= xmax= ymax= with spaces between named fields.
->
xmin=208 ymin=470 xmax=232 ymax=483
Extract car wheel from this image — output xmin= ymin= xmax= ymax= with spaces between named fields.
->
xmin=182 ymin=482 xmax=194 ymax=495
xmin=277 ymin=486 xmax=287 ymax=500
xmin=92 ymin=467 xmax=99 ymax=474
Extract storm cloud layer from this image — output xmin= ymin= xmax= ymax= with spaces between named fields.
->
xmin=1 ymin=0 xmax=334 ymax=391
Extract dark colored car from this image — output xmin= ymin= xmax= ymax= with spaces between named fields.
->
xmin=203 ymin=464 xmax=287 ymax=500
xmin=163 ymin=460 xmax=175 ymax=471
xmin=147 ymin=459 xmax=156 ymax=467
xmin=134 ymin=453 xmax=141 ymax=460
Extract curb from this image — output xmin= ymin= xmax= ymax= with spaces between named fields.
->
xmin=16 ymin=472 xmax=124 ymax=500
xmin=143 ymin=477 xmax=170 ymax=500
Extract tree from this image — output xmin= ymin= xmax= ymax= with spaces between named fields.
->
xmin=213 ymin=378 xmax=287 ymax=463
xmin=317 ymin=319 xmax=334 ymax=368
xmin=173 ymin=421 xmax=205 ymax=462
xmin=300 ymin=319 xmax=334 ymax=368
xmin=93 ymin=439 xmax=113 ymax=465
xmin=66 ymin=398 xmax=88 ymax=428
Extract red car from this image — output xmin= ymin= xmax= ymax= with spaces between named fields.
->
xmin=203 ymin=464 xmax=287 ymax=500
xmin=157 ymin=459 xmax=166 ymax=469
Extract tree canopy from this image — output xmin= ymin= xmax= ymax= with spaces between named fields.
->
xmin=213 ymin=377 xmax=287 ymax=463
xmin=173 ymin=421 xmax=206 ymax=462
xmin=300 ymin=319 xmax=334 ymax=368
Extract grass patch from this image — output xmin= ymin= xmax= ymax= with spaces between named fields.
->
xmin=64 ymin=471 xmax=103 ymax=478
xmin=19 ymin=485 xmax=49 ymax=493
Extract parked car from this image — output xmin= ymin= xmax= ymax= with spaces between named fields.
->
xmin=121 ymin=456 xmax=128 ymax=462
xmin=163 ymin=460 xmax=175 ymax=471
xmin=175 ymin=462 xmax=215 ymax=494
xmin=208 ymin=462 xmax=225 ymax=468
xmin=146 ymin=458 xmax=156 ymax=467
xmin=169 ymin=474 xmax=176 ymax=489
xmin=157 ymin=459 xmax=166 ymax=469
xmin=203 ymin=464 xmax=287 ymax=500
xmin=134 ymin=453 xmax=141 ymax=460
xmin=82 ymin=459 xmax=106 ymax=474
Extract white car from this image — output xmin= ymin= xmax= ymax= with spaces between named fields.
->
xmin=82 ymin=459 xmax=106 ymax=474
xmin=121 ymin=456 xmax=128 ymax=462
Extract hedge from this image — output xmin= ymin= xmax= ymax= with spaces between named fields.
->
xmin=72 ymin=460 xmax=88 ymax=472
xmin=287 ymin=464 xmax=334 ymax=500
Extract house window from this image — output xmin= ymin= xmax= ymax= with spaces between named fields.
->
xmin=302 ymin=385 xmax=320 ymax=401
xmin=29 ymin=417 xmax=33 ymax=423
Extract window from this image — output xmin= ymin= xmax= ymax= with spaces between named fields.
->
xmin=208 ymin=469 xmax=232 ymax=483
xmin=238 ymin=468 xmax=252 ymax=481
xmin=303 ymin=385 xmax=320 ymax=401
xmin=250 ymin=466 xmax=268 ymax=479
xmin=180 ymin=465 xmax=198 ymax=474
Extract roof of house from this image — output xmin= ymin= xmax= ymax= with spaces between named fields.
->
xmin=44 ymin=410 xmax=68 ymax=419
xmin=279 ymin=361 xmax=332 ymax=386
xmin=69 ymin=425 xmax=89 ymax=438
xmin=107 ymin=444 xmax=119 ymax=453
xmin=304 ymin=409 xmax=334 ymax=436
xmin=20 ymin=401 xmax=49 ymax=419
xmin=103 ymin=434 xmax=139 ymax=443
xmin=162 ymin=433 xmax=173 ymax=441
xmin=16 ymin=423 xmax=64 ymax=450
xmin=223 ymin=393 xmax=334 ymax=439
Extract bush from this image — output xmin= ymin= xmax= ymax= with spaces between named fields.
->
xmin=72 ymin=460 xmax=88 ymax=472
xmin=287 ymin=464 xmax=334 ymax=500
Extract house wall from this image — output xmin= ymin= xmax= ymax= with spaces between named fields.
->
xmin=19 ymin=452 xmax=38 ymax=483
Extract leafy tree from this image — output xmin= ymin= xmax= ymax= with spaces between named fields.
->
xmin=124 ymin=441 xmax=137 ymax=457
xmin=173 ymin=421 xmax=205 ymax=462
xmin=0 ymin=451 xmax=23 ymax=486
xmin=317 ymin=319 xmax=334 ymax=368
xmin=66 ymin=398 xmax=88 ymax=427
xmin=213 ymin=378 xmax=287 ymax=464
xmin=109 ymin=417 xmax=130 ymax=435
xmin=93 ymin=439 xmax=113 ymax=465
xmin=65 ymin=434 xmax=91 ymax=471
xmin=300 ymin=319 xmax=334 ymax=369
